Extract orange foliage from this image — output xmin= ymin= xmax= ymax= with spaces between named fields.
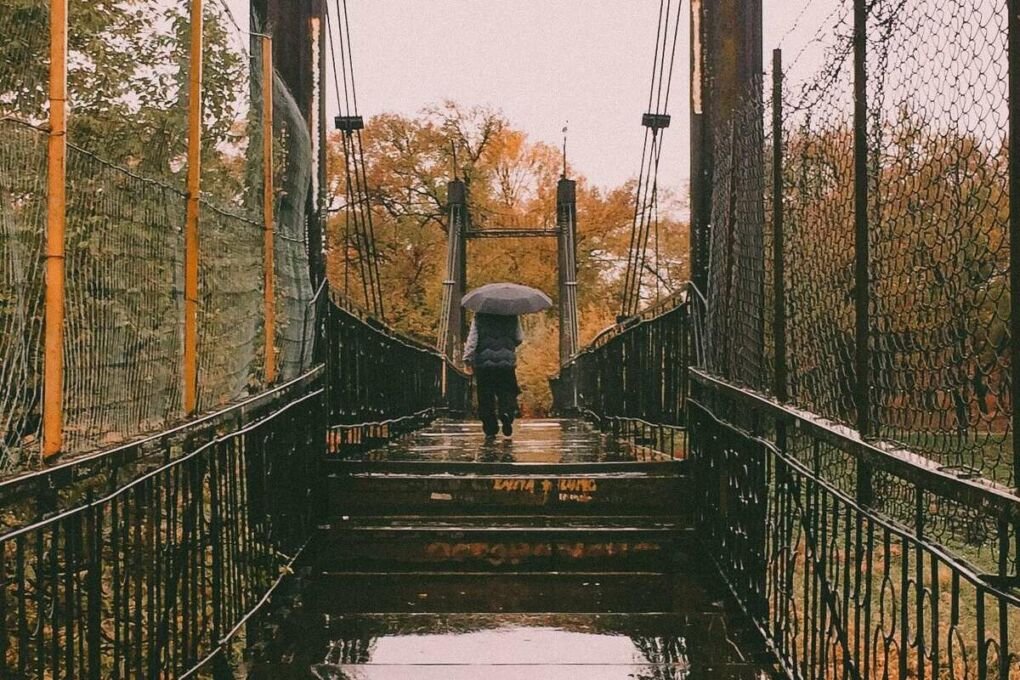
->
xmin=326 ymin=101 xmax=690 ymax=413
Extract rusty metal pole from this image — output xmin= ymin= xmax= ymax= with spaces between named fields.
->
xmin=183 ymin=0 xmax=204 ymax=415
xmin=853 ymin=0 xmax=871 ymax=439
xmin=853 ymin=0 xmax=874 ymax=507
xmin=694 ymin=0 xmax=763 ymax=362
xmin=689 ymin=0 xmax=710 ymax=295
xmin=43 ymin=0 xmax=68 ymax=459
xmin=262 ymin=35 xmax=277 ymax=384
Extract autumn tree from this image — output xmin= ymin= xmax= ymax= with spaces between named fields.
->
xmin=0 ymin=0 xmax=270 ymax=463
xmin=327 ymin=101 xmax=690 ymax=414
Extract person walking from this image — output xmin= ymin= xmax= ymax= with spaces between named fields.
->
xmin=463 ymin=313 xmax=523 ymax=440
xmin=460 ymin=282 xmax=552 ymax=441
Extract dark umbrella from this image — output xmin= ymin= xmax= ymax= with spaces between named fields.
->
xmin=461 ymin=283 xmax=552 ymax=315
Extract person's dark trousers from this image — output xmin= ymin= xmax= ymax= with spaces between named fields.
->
xmin=475 ymin=366 xmax=520 ymax=437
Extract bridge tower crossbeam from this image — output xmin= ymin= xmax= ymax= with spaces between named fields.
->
xmin=438 ymin=177 xmax=579 ymax=368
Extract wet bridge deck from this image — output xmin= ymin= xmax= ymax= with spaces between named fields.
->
xmin=247 ymin=419 xmax=777 ymax=679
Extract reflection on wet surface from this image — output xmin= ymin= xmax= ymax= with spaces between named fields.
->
xmin=246 ymin=418 xmax=774 ymax=679
xmin=312 ymin=626 xmax=697 ymax=679
xmin=350 ymin=419 xmax=671 ymax=464
xmin=277 ymin=612 xmax=772 ymax=680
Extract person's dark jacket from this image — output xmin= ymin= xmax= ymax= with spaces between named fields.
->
xmin=463 ymin=314 xmax=524 ymax=369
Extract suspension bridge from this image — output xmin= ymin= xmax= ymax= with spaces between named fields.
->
xmin=1 ymin=0 xmax=1019 ymax=678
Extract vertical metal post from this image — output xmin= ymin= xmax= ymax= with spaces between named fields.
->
xmin=557 ymin=177 xmax=579 ymax=366
xmin=458 ymin=189 xmax=468 ymax=345
xmin=1009 ymin=0 xmax=1020 ymax=487
xmin=722 ymin=123 xmax=738 ymax=379
xmin=262 ymin=35 xmax=277 ymax=384
xmin=695 ymin=0 xmax=764 ymax=381
xmin=183 ymin=0 xmax=204 ymax=415
xmin=689 ymin=0 xmax=711 ymax=294
xmin=43 ymin=0 xmax=68 ymax=458
xmin=772 ymin=49 xmax=786 ymax=405
xmin=441 ymin=180 xmax=467 ymax=362
xmin=853 ymin=0 xmax=870 ymax=438
xmin=853 ymin=0 xmax=874 ymax=505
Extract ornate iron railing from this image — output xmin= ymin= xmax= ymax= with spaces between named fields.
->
xmin=552 ymin=287 xmax=700 ymax=457
xmin=690 ymin=369 xmax=1020 ymax=680
xmin=324 ymin=295 xmax=470 ymax=455
xmin=0 ymin=368 xmax=326 ymax=678
xmin=0 ymin=290 xmax=472 ymax=678
xmin=561 ymin=280 xmax=1020 ymax=677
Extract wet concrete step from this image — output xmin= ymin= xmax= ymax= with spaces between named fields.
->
xmin=329 ymin=469 xmax=687 ymax=516
xmin=245 ymin=612 xmax=778 ymax=680
xmin=298 ymin=571 xmax=717 ymax=614
xmin=308 ymin=516 xmax=690 ymax=572
xmin=338 ymin=418 xmax=673 ymax=464
xmin=329 ymin=459 xmax=683 ymax=475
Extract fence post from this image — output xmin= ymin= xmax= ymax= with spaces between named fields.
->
xmin=771 ymin=49 xmax=786 ymax=405
xmin=262 ymin=35 xmax=277 ymax=384
xmin=1009 ymin=0 xmax=1020 ymax=488
xmin=43 ymin=0 xmax=69 ymax=458
xmin=183 ymin=0 xmax=204 ymax=415
xmin=853 ymin=0 xmax=873 ymax=504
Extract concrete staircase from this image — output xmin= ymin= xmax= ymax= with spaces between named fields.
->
xmin=246 ymin=420 xmax=777 ymax=679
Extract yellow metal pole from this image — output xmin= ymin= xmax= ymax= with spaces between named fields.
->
xmin=262 ymin=35 xmax=277 ymax=384
xmin=43 ymin=0 xmax=68 ymax=459
xmin=183 ymin=0 xmax=203 ymax=414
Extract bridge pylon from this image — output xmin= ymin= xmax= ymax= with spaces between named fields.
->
xmin=438 ymin=179 xmax=469 ymax=362
xmin=438 ymin=177 xmax=581 ymax=370
xmin=556 ymin=177 xmax=579 ymax=366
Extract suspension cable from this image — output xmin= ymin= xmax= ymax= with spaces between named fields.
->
xmin=621 ymin=0 xmax=683 ymax=319
xmin=326 ymin=0 xmax=385 ymax=319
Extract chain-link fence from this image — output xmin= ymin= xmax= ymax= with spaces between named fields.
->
xmin=702 ymin=0 xmax=1014 ymax=486
xmin=0 ymin=120 xmax=46 ymax=471
xmin=866 ymin=0 xmax=1010 ymax=482
xmin=0 ymin=0 xmax=318 ymax=472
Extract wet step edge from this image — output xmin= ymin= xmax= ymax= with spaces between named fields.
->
xmin=297 ymin=570 xmax=719 ymax=615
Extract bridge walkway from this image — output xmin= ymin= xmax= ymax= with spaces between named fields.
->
xmin=246 ymin=419 xmax=779 ymax=679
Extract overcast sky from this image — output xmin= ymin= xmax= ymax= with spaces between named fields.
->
xmin=326 ymin=1 xmax=841 ymax=192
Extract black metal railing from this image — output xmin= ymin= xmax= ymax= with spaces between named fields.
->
xmin=552 ymin=288 xmax=699 ymax=457
xmin=325 ymin=295 xmax=470 ymax=454
xmin=0 ymin=368 xmax=326 ymax=679
xmin=690 ymin=369 xmax=1020 ymax=680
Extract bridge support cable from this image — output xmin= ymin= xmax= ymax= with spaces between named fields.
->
xmin=621 ymin=0 xmax=683 ymax=320
xmin=325 ymin=0 xmax=384 ymax=319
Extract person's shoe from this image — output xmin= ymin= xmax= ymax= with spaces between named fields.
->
xmin=500 ymin=413 xmax=513 ymax=437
